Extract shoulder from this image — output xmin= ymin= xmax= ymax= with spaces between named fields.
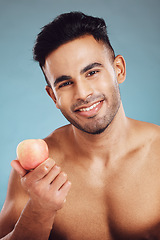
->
xmin=0 ymin=169 xmax=29 ymax=237
xmin=128 ymin=118 xmax=160 ymax=156
xmin=140 ymin=121 xmax=160 ymax=142
xmin=142 ymin=122 xmax=160 ymax=157
xmin=129 ymin=118 xmax=160 ymax=140
xmin=44 ymin=124 xmax=72 ymax=164
xmin=146 ymin=123 xmax=160 ymax=155
xmin=131 ymin=119 xmax=160 ymax=159
xmin=44 ymin=124 xmax=72 ymax=148
xmin=3 ymin=168 xmax=29 ymax=211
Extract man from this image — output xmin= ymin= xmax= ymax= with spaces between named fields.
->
xmin=0 ymin=11 xmax=160 ymax=240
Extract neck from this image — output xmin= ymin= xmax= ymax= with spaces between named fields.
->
xmin=71 ymin=104 xmax=130 ymax=161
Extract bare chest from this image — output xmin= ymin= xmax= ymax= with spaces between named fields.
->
xmin=47 ymin=140 xmax=160 ymax=240
xmin=49 ymin=160 xmax=160 ymax=240
xmin=50 ymin=178 xmax=110 ymax=240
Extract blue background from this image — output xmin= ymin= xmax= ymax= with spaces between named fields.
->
xmin=0 ymin=0 xmax=160 ymax=210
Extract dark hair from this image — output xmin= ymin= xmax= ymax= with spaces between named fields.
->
xmin=33 ymin=11 xmax=115 ymax=68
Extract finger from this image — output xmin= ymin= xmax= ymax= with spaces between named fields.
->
xmin=51 ymin=172 xmax=68 ymax=190
xmin=30 ymin=158 xmax=56 ymax=181
xmin=59 ymin=180 xmax=72 ymax=196
xmin=58 ymin=181 xmax=72 ymax=205
xmin=11 ymin=160 xmax=27 ymax=177
xmin=42 ymin=164 xmax=61 ymax=184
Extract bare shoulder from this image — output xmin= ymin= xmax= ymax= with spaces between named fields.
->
xmin=44 ymin=124 xmax=72 ymax=151
xmin=130 ymin=118 xmax=160 ymax=154
xmin=0 ymin=169 xmax=29 ymax=237
xmin=44 ymin=124 xmax=72 ymax=164
xmin=145 ymin=122 xmax=160 ymax=155
xmin=130 ymin=118 xmax=159 ymax=136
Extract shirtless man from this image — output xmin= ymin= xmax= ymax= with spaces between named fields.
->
xmin=0 ymin=11 xmax=160 ymax=240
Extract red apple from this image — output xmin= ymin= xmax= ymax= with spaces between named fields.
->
xmin=16 ymin=139 xmax=49 ymax=170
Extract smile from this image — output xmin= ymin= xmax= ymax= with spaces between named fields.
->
xmin=79 ymin=101 xmax=101 ymax=112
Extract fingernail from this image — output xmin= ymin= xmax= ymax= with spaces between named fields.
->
xmin=55 ymin=165 xmax=61 ymax=170
xmin=62 ymin=172 xmax=67 ymax=177
xmin=45 ymin=158 xmax=55 ymax=166
xmin=68 ymin=181 xmax=71 ymax=186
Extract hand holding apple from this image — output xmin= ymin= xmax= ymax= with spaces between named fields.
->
xmin=14 ymin=138 xmax=71 ymax=216
xmin=16 ymin=139 xmax=49 ymax=170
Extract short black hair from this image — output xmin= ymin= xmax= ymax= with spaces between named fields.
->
xmin=33 ymin=11 xmax=115 ymax=68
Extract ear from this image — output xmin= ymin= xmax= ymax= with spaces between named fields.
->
xmin=113 ymin=55 xmax=126 ymax=84
xmin=45 ymin=85 xmax=60 ymax=109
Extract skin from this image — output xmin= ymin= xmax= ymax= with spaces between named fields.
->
xmin=0 ymin=35 xmax=160 ymax=240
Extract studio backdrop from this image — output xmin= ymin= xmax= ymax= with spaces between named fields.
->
xmin=0 ymin=0 xmax=160 ymax=210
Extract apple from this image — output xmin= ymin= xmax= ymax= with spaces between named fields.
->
xmin=16 ymin=139 xmax=49 ymax=170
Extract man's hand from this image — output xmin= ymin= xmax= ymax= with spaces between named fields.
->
xmin=0 ymin=159 xmax=71 ymax=239
xmin=11 ymin=158 xmax=71 ymax=216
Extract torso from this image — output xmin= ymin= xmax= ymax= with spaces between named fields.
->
xmin=44 ymin=119 xmax=160 ymax=240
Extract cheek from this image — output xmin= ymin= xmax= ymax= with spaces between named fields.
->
xmin=55 ymin=94 xmax=70 ymax=111
xmin=98 ymin=75 xmax=114 ymax=92
xmin=103 ymin=71 xmax=118 ymax=89
xmin=55 ymin=96 xmax=61 ymax=109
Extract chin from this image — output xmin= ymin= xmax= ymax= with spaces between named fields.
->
xmin=74 ymin=120 xmax=110 ymax=135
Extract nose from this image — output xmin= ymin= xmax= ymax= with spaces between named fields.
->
xmin=74 ymin=78 xmax=93 ymax=101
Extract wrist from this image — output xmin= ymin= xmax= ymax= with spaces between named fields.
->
xmin=25 ymin=199 xmax=57 ymax=225
xmin=11 ymin=200 xmax=57 ymax=240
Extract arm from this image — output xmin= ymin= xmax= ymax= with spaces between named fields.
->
xmin=0 ymin=158 xmax=71 ymax=240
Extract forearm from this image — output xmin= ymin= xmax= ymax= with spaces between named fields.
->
xmin=1 ymin=158 xmax=71 ymax=240
xmin=1 ymin=201 xmax=56 ymax=240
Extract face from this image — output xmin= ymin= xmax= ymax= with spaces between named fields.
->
xmin=44 ymin=35 xmax=126 ymax=135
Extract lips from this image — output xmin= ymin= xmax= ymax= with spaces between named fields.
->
xmin=78 ymin=101 xmax=101 ymax=112
xmin=74 ymin=100 xmax=103 ymax=117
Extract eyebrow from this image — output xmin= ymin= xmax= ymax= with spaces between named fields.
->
xmin=54 ymin=75 xmax=72 ymax=87
xmin=54 ymin=62 xmax=103 ymax=87
xmin=80 ymin=62 xmax=104 ymax=74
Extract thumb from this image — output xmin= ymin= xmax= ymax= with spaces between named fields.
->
xmin=11 ymin=160 xmax=27 ymax=177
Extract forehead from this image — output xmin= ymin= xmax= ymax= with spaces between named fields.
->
xmin=44 ymin=35 xmax=110 ymax=79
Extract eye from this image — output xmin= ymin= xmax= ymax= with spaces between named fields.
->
xmin=58 ymin=81 xmax=73 ymax=89
xmin=87 ymin=70 xmax=99 ymax=77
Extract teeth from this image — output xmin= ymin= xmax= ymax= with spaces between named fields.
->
xmin=79 ymin=102 xmax=100 ymax=112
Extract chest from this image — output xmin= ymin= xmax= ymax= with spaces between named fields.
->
xmin=50 ymin=177 xmax=110 ymax=240
xmin=50 ymin=158 xmax=160 ymax=239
